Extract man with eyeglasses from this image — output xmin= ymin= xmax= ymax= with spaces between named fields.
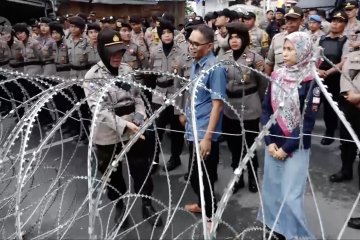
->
xmin=183 ymin=25 xmax=227 ymax=232
xmin=265 ymin=6 xmax=303 ymax=75
xmin=214 ymin=8 xmax=233 ymax=57
xmin=343 ymin=0 xmax=360 ymax=51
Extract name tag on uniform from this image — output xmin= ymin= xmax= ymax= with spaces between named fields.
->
xmin=312 ymin=97 xmax=320 ymax=104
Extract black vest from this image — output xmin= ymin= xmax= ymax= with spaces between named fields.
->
xmin=319 ymin=35 xmax=347 ymax=71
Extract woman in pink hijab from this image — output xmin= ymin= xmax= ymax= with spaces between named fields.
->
xmin=258 ymin=31 xmax=319 ymax=239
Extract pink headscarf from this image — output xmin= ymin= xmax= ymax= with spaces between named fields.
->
xmin=270 ymin=32 xmax=314 ymax=136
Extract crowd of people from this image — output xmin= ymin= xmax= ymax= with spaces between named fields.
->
xmin=0 ymin=0 xmax=360 ymax=238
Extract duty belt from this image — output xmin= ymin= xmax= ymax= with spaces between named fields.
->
xmin=114 ymin=103 xmax=135 ymax=117
xmin=23 ymin=61 xmax=43 ymax=66
xmin=70 ymin=64 xmax=92 ymax=71
xmin=43 ymin=59 xmax=55 ymax=65
xmin=156 ymin=79 xmax=174 ymax=88
xmin=56 ymin=64 xmax=71 ymax=72
xmin=0 ymin=60 xmax=9 ymax=67
xmin=226 ymin=86 xmax=257 ymax=99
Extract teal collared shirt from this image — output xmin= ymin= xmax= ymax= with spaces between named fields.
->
xmin=185 ymin=52 xmax=227 ymax=141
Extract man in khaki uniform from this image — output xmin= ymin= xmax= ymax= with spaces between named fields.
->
xmin=265 ymin=6 xmax=303 ymax=75
xmin=130 ymin=16 xmax=150 ymax=56
xmin=329 ymin=49 xmax=360 ymax=192
xmin=243 ymin=11 xmax=269 ymax=58
xmin=86 ymin=22 xmax=101 ymax=66
xmin=149 ymin=18 xmax=187 ymax=172
xmin=214 ymin=8 xmax=234 ymax=57
xmin=337 ymin=50 xmax=360 ymax=230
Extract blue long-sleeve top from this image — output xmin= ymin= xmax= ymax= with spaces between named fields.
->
xmin=260 ymin=80 xmax=319 ymax=154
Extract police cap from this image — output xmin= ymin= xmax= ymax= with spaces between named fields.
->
xmin=275 ymin=7 xmax=285 ymax=15
xmin=99 ymin=29 xmax=127 ymax=54
xmin=331 ymin=11 xmax=349 ymax=23
xmin=285 ymin=6 xmax=304 ymax=19
xmin=343 ymin=0 xmax=359 ymax=10
xmin=243 ymin=12 xmax=256 ymax=20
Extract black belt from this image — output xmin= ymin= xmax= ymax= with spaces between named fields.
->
xmin=9 ymin=61 xmax=24 ymax=68
xmin=156 ymin=79 xmax=174 ymax=88
xmin=0 ymin=60 xmax=9 ymax=66
xmin=114 ymin=103 xmax=135 ymax=117
xmin=226 ymin=86 xmax=258 ymax=99
xmin=70 ymin=64 xmax=91 ymax=71
xmin=43 ymin=59 xmax=55 ymax=65
xmin=23 ymin=61 xmax=42 ymax=66
xmin=56 ymin=64 xmax=71 ymax=72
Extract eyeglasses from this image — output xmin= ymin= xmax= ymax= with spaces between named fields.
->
xmin=188 ymin=40 xmax=211 ymax=48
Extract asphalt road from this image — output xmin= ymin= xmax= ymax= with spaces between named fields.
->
xmin=0 ymin=107 xmax=359 ymax=240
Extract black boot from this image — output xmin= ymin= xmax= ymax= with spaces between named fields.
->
xmin=114 ymin=201 xmax=129 ymax=229
xmin=142 ymin=200 xmax=163 ymax=227
xmin=320 ymin=131 xmax=335 ymax=145
xmin=233 ymin=175 xmax=245 ymax=194
xmin=248 ymin=168 xmax=258 ymax=193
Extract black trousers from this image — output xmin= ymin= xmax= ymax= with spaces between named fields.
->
xmin=95 ymin=139 xmax=153 ymax=202
xmin=339 ymin=96 xmax=360 ymax=186
xmin=321 ymin=76 xmax=340 ymax=135
xmin=188 ymin=141 xmax=219 ymax=219
xmin=151 ymin=104 xmax=184 ymax=163
xmin=222 ymin=116 xmax=259 ymax=171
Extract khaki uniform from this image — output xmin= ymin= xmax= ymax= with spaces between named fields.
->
xmin=174 ymin=48 xmax=192 ymax=112
xmin=248 ymin=26 xmax=269 ymax=57
xmin=66 ymin=36 xmax=90 ymax=79
xmin=122 ymin=42 xmax=148 ymax=70
xmin=23 ymin=37 xmax=43 ymax=75
xmin=344 ymin=19 xmax=360 ymax=38
xmin=9 ymin=39 xmax=24 ymax=71
xmin=340 ymin=51 xmax=360 ymax=94
xmin=37 ymin=35 xmax=57 ymax=75
xmin=145 ymin=27 xmax=160 ymax=52
xmin=149 ymin=44 xmax=187 ymax=107
xmin=83 ymin=61 xmax=146 ymax=145
xmin=54 ymin=39 xmax=70 ymax=79
xmin=266 ymin=31 xmax=287 ymax=71
xmin=131 ymin=31 xmax=150 ymax=58
xmin=87 ymin=43 xmax=100 ymax=66
xmin=338 ymin=50 xmax=360 ymax=180
xmin=219 ymin=48 xmax=267 ymax=120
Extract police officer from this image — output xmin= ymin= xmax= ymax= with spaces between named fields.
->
xmin=66 ymin=16 xmax=90 ymax=79
xmin=86 ymin=22 xmax=101 ymax=66
xmin=83 ymin=28 xmax=163 ymax=227
xmin=100 ymin=16 xmax=116 ymax=30
xmin=259 ymin=9 xmax=274 ymax=30
xmin=4 ymin=26 xmax=24 ymax=72
xmin=49 ymin=21 xmax=70 ymax=78
xmin=214 ymin=8 xmax=233 ymax=57
xmin=118 ymin=20 xmax=148 ymax=71
xmin=265 ymin=6 xmax=303 ymax=75
xmin=0 ymin=30 xmax=11 ymax=69
xmin=307 ymin=15 xmax=325 ymax=47
xmin=266 ymin=7 xmax=285 ymax=42
xmin=149 ymin=18 xmax=187 ymax=171
xmin=343 ymin=0 xmax=360 ymax=52
xmin=219 ymin=22 xmax=267 ymax=193
xmin=328 ymin=49 xmax=360 ymax=186
xmin=13 ymin=23 xmax=43 ymax=75
xmin=243 ymin=11 xmax=269 ymax=58
xmin=318 ymin=11 xmax=349 ymax=146
xmin=38 ymin=17 xmax=57 ymax=75
xmin=129 ymin=16 xmax=149 ymax=53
